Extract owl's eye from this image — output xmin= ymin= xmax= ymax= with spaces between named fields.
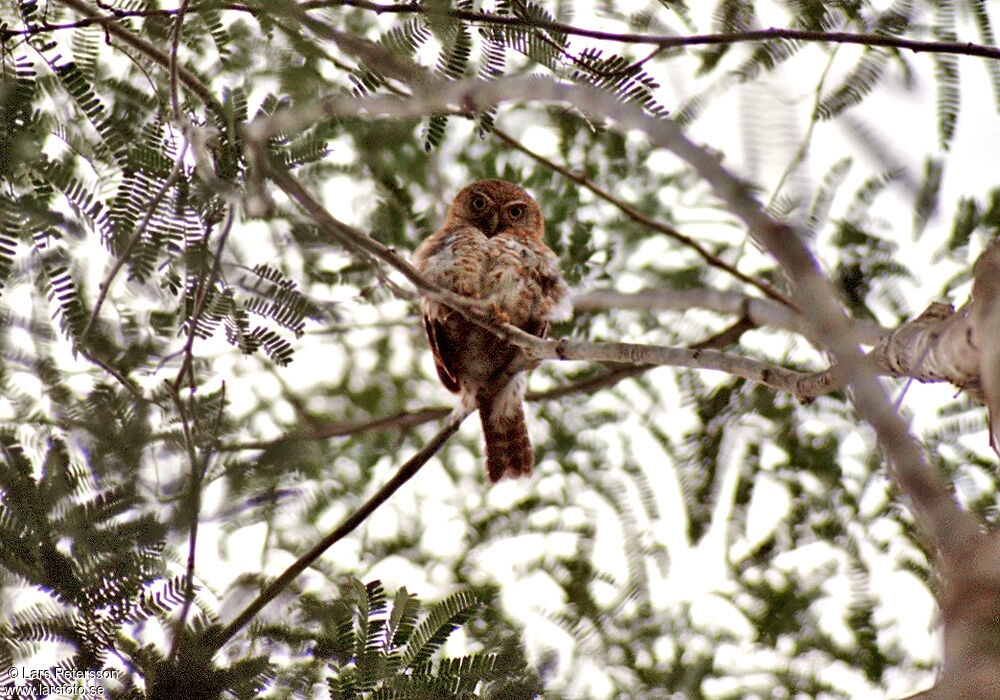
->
xmin=507 ymin=204 xmax=526 ymax=220
xmin=470 ymin=194 xmax=489 ymax=212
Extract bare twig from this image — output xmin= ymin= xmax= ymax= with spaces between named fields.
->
xmin=167 ymin=381 xmax=207 ymax=661
xmin=173 ymin=205 xmax=236 ymax=391
xmin=219 ymin=406 xmax=451 ymax=451
xmin=26 ymin=3 xmax=1000 ymax=62
xmin=169 ymin=0 xmax=191 ymax=118
xmin=316 ymin=0 xmax=1000 ymax=60
xmin=491 ymin=126 xmax=796 ymax=309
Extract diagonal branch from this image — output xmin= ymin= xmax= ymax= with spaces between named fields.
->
xmin=208 ymin=410 xmax=466 ymax=653
xmin=218 ymin=406 xmax=451 ymax=451
xmin=491 ymin=126 xmax=796 ymax=309
xmin=53 ymin=0 xmax=222 ymax=114
xmin=655 ymin=90 xmax=977 ymax=567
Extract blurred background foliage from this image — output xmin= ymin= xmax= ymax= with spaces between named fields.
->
xmin=2 ymin=0 xmax=999 ymax=697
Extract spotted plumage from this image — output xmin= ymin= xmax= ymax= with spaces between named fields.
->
xmin=413 ymin=179 xmax=570 ymax=482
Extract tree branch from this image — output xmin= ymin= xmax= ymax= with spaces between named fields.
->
xmin=249 ymin=77 xmax=988 ymax=696
xmin=53 ymin=0 xmax=222 ymax=114
xmin=264 ymin=157 xmax=840 ymax=402
xmin=219 ymin=407 xmax=451 ymax=452
xmin=317 ymin=0 xmax=1000 ymax=60
xmin=654 ymin=85 xmax=978 ymax=567
xmin=219 ymin=316 xmax=763 ymax=455
xmin=491 ymin=126 xmax=796 ymax=309
xmin=23 ymin=3 xmax=1000 ymax=62
xmin=208 ymin=409 xmax=466 ymax=653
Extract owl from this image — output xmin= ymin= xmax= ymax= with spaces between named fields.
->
xmin=413 ymin=179 xmax=570 ymax=482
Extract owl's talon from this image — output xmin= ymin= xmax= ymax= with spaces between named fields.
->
xmin=490 ymin=303 xmax=511 ymax=324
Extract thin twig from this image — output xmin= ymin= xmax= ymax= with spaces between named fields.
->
xmin=30 ymin=3 xmax=1000 ymax=75
xmin=315 ymin=0 xmax=1000 ymax=60
xmin=169 ymin=0 xmax=191 ymax=119
xmin=208 ymin=411 xmax=466 ymax=653
xmin=491 ymin=126 xmax=796 ymax=309
xmin=52 ymin=0 xmax=222 ymax=114
xmin=167 ymin=382 xmax=206 ymax=661
xmin=219 ymin=407 xmax=451 ymax=451
xmin=173 ymin=205 xmax=236 ymax=391
xmin=80 ymin=140 xmax=190 ymax=343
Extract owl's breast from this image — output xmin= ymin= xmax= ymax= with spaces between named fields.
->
xmin=482 ymin=235 xmax=567 ymax=324
xmin=414 ymin=227 xmax=489 ymax=301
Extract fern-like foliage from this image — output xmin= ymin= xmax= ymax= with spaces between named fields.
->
xmin=696 ymin=0 xmax=756 ymax=73
xmin=0 ymin=27 xmax=314 ymax=366
xmin=423 ymin=18 xmax=474 ymax=150
xmin=570 ymin=47 xmax=668 ymax=117
xmin=243 ymin=264 xmax=322 ymax=335
xmin=2 ymin=1 xmax=997 ymax=697
xmin=350 ymin=19 xmax=432 ymax=96
xmin=969 ymin=0 xmax=1000 ymax=113
xmin=487 ymin=0 xmax=567 ymax=71
xmin=0 ymin=198 xmax=22 ymax=294
xmin=932 ymin=0 xmax=960 ymax=151
xmin=317 ymin=578 xmax=538 ymax=699
xmin=0 ymin=432 xmax=171 ymax=672
xmin=816 ymin=47 xmax=891 ymax=120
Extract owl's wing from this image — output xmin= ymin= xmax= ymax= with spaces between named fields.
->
xmin=480 ymin=316 xmax=550 ymax=388
xmin=426 ymin=309 xmax=550 ymax=394
xmin=423 ymin=313 xmax=461 ymax=393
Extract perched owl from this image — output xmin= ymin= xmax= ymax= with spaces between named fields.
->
xmin=413 ymin=179 xmax=570 ymax=482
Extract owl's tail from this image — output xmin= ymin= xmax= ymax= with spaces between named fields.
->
xmin=478 ymin=388 xmax=534 ymax=483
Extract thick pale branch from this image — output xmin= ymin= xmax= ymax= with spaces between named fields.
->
xmin=660 ymin=78 xmax=994 ymax=700
xmin=971 ymin=241 xmax=1000 ymax=456
xmin=659 ymin=92 xmax=978 ymax=566
xmin=870 ymin=302 xmax=979 ymax=387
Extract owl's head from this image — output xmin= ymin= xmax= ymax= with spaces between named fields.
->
xmin=447 ymin=179 xmax=544 ymax=239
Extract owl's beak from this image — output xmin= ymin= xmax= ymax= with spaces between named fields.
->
xmin=485 ymin=212 xmax=500 ymax=237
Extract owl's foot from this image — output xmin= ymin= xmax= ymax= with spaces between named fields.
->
xmin=489 ymin=303 xmax=511 ymax=324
